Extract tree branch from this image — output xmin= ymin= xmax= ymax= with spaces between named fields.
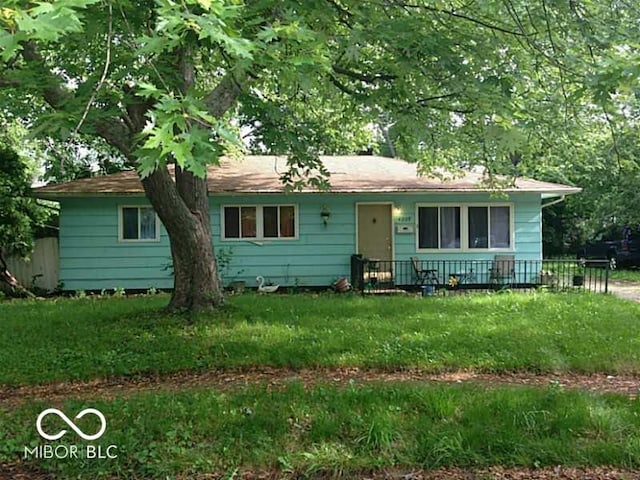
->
xmin=419 ymin=103 xmax=475 ymax=114
xmin=411 ymin=92 xmax=474 ymax=114
xmin=19 ymin=39 xmax=139 ymax=164
xmin=325 ymin=0 xmax=354 ymax=27
xmin=415 ymin=93 xmax=458 ymax=105
xmin=0 ymin=77 xmax=21 ymax=88
xmin=541 ymin=0 xmax=570 ymax=123
xmin=93 ymin=118 xmax=136 ymax=161
xmin=0 ymin=251 xmax=36 ymax=298
xmin=202 ymin=71 xmax=245 ymax=119
xmin=73 ymin=0 xmax=114 ymax=134
xmin=141 ymin=165 xmax=195 ymax=231
xmin=502 ymin=0 xmax=580 ymax=77
xmin=175 ymin=46 xmax=209 ymax=215
xmin=20 ymin=41 xmax=72 ymax=109
xmin=387 ymin=0 xmax=528 ymax=37
xmin=328 ymin=74 xmax=359 ymax=96
xmin=332 ymin=65 xmax=397 ymax=83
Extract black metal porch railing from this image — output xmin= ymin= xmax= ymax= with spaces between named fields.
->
xmin=350 ymin=256 xmax=610 ymax=295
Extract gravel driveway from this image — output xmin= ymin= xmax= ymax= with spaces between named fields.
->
xmin=608 ymin=280 xmax=640 ymax=302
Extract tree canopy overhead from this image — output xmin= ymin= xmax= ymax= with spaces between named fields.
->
xmin=1 ymin=0 xmax=639 ymax=309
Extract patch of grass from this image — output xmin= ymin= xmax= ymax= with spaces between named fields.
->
xmin=610 ymin=268 xmax=640 ymax=282
xmin=1 ymin=292 xmax=640 ymax=385
xmin=2 ymin=383 xmax=639 ymax=477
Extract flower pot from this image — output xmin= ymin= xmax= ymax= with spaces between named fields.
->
xmin=422 ymin=285 xmax=435 ymax=296
xmin=229 ymin=280 xmax=246 ymax=293
xmin=334 ymin=277 xmax=351 ymax=292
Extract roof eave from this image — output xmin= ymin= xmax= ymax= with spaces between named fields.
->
xmin=540 ymin=188 xmax=582 ymax=199
xmin=34 ymin=187 xmax=583 ymax=198
xmin=32 ymin=191 xmax=147 ymax=199
xmin=209 ymin=187 xmax=584 ymax=195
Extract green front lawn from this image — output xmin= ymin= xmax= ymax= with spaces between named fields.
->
xmin=2 ymin=292 xmax=640 ymax=478
xmin=1 ymin=292 xmax=639 ymax=385
xmin=2 ymin=383 xmax=640 ymax=477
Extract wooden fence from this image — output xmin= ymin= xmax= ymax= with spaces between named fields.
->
xmin=6 ymin=237 xmax=59 ymax=292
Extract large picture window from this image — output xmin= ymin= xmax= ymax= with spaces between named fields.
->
xmin=119 ymin=206 xmax=159 ymax=242
xmin=417 ymin=204 xmax=512 ymax=251
xmin=223 ymin=205 xmax=297 ymax=240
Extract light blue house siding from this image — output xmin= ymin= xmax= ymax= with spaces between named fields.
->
xmin=59 ymin=197 xmax=172 ymax=291
xmin=58 ymin=192 xmax=541 ymax=291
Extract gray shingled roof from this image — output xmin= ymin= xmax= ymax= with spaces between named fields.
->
xmin=33 ymin=155 xmax=581 ymax=198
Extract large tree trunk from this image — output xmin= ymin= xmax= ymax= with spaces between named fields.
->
xmin=94 ymin=63 xmax=242 ymax=312
xmin=141 ymin=166 xmax=222 ymax=311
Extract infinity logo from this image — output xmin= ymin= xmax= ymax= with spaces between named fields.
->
xmin=36 ymin=408 xmax=107 ymax=441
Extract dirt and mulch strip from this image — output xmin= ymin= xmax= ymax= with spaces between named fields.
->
xmin=229 ymin=467 xmax=640 ymax=480
xmin=1 ymin=367 xmax=639 ymax=408
xmin=189 ymin=466 xmax=640 ymax=480
xmin=2 ymin=463 xmax=639 ymax=480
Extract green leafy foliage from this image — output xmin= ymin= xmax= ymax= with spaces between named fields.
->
xmin=136 ymin=95 xmax=234 ymax=177
xmin=0 ymin=139 xmax=48 ymax=259
xmin=0 ymin=0 xmax=100 ymax=60
xmin=525 ymin=118 xmax=640 ymax=254
xmin=2 ymin=0 xmax=638 ymax=179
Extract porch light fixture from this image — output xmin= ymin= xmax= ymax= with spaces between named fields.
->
xmin=321 ymin=205 xmax=331 ymax=225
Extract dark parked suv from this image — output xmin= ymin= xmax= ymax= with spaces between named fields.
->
xmin=576 ymin=225 xmax=640 ymax=269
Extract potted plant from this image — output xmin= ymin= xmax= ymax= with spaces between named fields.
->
xmin=333 ymin=277 xmax=351 ymax=293
xmin=229 ymin=280 xmax=246 ymax=293
xmin=572 ymin=261 xmax=585 ymax=287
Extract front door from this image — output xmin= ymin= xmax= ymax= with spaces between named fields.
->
xmin=357 ymin=204 xmax=393 ymax=261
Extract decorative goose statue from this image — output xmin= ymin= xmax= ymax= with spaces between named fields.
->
xmin=256 ymin=275 xmax=280 ymax=293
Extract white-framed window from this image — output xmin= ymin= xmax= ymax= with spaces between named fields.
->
xmin=468 ymin=205 xmax=511 ymax=249
xmin=118 ymin=206 xmax=160 ymax=242
xmin=417 ymin=206 xmax=461 ymax=250
xmin=416 ymin=203 xmax=513 ymax=252
xmin=222 ymin=205 xmax=298 ymax=240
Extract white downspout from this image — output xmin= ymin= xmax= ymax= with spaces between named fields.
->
xmin=541 ymin=195 xmax=566 ymax=209
xmin=540 ymin=195 xmax=566 ymax=261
